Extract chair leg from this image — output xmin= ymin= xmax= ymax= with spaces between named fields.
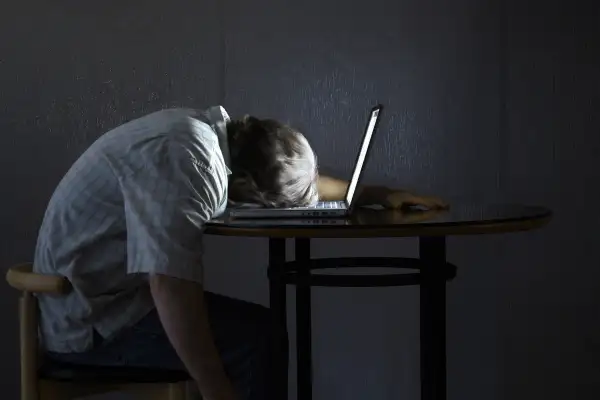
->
xmin=167 ymin=381 xmax=188 ymax=400
xmin=132 ymin=382 xmax=190 ymax=400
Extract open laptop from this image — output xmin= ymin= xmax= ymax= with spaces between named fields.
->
xmin=229 ymin=104 xmax=383 ymax=219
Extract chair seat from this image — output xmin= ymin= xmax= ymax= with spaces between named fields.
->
xmin=39 ymin=358 xmax=191 ymax=384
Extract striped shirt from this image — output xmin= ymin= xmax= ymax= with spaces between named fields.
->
xmin=34 ymin=106 xmax=231 ymax=353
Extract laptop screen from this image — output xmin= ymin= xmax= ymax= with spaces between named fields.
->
xmin=345 ymin=105 xmax=382 ymax=206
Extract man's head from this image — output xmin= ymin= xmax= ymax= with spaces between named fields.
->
xmin=227 ymin=116 xmax=319 ymax=207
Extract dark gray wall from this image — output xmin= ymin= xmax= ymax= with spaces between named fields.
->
xmin=1 ymin=0 xmax=598 ymax=399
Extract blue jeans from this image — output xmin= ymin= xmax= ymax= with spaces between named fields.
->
xmin=46 ymin=292 xmax=279 ymax=400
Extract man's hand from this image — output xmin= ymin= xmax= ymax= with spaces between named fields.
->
xmin=360 ymin=185 xmax=448 ymax=210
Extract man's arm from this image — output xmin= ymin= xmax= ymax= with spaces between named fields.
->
xmin=150 ymin=274 xmax=237 ymax=400
xmin=120 ymin=124 xmax=237 ymax=399
xmin=317 ymin=174 xmax=384 ymax=204
xmin=316 ymin=175 xmax=350 ymax=201
xmin=317 ymin=174 xmax=447 ymax=209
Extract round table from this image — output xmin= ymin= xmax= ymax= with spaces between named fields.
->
xmin=205 ymin=204 xmax=552 ymax=400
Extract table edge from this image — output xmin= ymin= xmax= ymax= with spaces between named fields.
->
xmin=204 ymin=212 xmax=552 ymax=238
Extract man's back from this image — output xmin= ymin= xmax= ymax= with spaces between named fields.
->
xmin=34 ymin=107 xmax=230 ymax=353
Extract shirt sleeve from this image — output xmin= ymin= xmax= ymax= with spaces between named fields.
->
xmin=120 ymin=132 xmax=227 ymax=283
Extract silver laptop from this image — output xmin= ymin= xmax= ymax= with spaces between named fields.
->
xmin=229 ymin=104 xmax=383 ymax=219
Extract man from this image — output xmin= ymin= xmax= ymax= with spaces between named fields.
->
xmin=34 ymin=106 xmax=446 ymax=400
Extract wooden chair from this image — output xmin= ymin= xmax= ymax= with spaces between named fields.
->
xmin=6 ymin=263 xmax=190 ymax=400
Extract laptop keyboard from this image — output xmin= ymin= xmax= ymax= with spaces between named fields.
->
xmin=315 ymin=201 xmax=343 ymax=209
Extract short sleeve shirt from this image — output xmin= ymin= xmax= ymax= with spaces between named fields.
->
xmin=34 ymin=106 xmax=231 ymax=353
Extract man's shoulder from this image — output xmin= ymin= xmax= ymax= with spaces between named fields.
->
xmin=103 ymin=106 xmax=227 ymax=137
xmin=160 ymin=107 xmax=230 ymax=170
xmin=143 ymin=106 xmax=228 ymax=124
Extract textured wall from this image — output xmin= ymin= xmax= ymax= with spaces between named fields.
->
xmin=498 ymin=1 xmax=600 ymax=398
xmin=1 ymin=0 xmax=598 ymax=399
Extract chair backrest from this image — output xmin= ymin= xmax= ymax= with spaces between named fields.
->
xmin=6 ymin=263 xmax=71 ymax=294
xmin=5 ymin=263 xmax=71 ymax=400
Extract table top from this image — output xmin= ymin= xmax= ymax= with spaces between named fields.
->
xmin=204 ymin=204 xmax=552 ymax=238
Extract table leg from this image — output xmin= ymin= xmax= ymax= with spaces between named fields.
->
xmin=419 ymin=236 xmax=447 ymax=400
xmin=295 ymin=238 xmax=312 ymax=400
xmin=269 ymin=238 xmax=288 ymax=399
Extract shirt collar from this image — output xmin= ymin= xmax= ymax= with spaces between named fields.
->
xmin=205 ymin=105 xmax=232 ymax=175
